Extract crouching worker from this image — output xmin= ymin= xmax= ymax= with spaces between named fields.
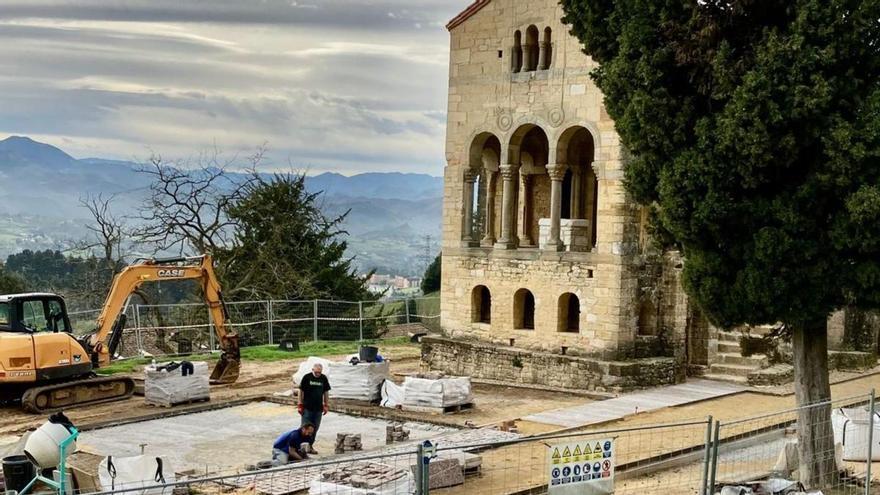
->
xmin=271 ymin=422 xmax=316 ymax=466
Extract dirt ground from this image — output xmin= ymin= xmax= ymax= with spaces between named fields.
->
xmin=0 ymin=346 xmax=585 ymax=443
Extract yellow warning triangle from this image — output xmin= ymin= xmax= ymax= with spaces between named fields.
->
xmin=562 ymin=446 xmax=571 ymax=457
xmin=552 ymin=448 xmax=561 ymax=459
xmin=573 ymin=445 xmax=582 ymax=456
xmin=595 ymin=442 xmax=602 ymax=453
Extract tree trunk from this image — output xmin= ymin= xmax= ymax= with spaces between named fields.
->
xmin=792 ymin=320 xmax=835 ymax=487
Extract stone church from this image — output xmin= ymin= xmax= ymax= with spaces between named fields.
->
xmin=423 ymin=0 xmax=878 ymax=392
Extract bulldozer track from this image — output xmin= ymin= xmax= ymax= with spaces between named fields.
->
xmin=22 ymin=375 xmax=136 ymax=414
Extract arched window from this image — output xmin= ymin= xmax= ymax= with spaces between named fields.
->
xmin=472 ymin=285 xmax=491 ymax=324
xmin=637 ymin=301 xmax=657 ymax=336
xmin=514 ymin=289 xmax=536 ymax=330
xmin=541 ymin=27 xmax=552 ymax=70
xmin=524 ymin=26 xmax=539 ymax=71
xmin=512 ymin=30 xmax=523 ymax=73
xmin=558 ymin=293 xmax=580 ymax=333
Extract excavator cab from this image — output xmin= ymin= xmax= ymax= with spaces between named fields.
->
xmin=0 ymin=293 xmax=111 ymax=407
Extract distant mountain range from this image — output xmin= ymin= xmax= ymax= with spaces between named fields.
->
xmin=0 ymin=136 xmax=443 ymax=276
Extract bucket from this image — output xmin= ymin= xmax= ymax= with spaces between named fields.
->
xmin=358 ymin=346 xmax=379 ymax=363
xmin=2 ymin=455 xmax=35 ymax=493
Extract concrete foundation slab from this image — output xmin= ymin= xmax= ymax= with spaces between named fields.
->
xmin=77 ymin=401 xmax=455 ymax=473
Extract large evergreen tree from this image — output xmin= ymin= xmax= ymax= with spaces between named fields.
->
xmin=561 ymin=0 xmax=880 ymax=484
xmin=421 ymin=254 xmax=441 ymax=295
xmin=222 ymin=173 xmax=372 ymax=301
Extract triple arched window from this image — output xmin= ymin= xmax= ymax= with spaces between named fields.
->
xmin=512 ymin=25 xmax=552 ymax=73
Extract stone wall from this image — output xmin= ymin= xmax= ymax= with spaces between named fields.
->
xmin=421 ymin=336 xmax=682 ymax=393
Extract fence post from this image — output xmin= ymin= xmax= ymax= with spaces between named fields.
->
xmin=313 ymin=300 xmax=319 ymax=342
xmin=416 ymin=440 xmax=433 ymax=494
xmin=700 ymin=416 xmax=713 ymax=495
xmin=405 ymin=299 xmax=411 ymax=325
xmin=358 ymin=301 xmax=364 ymax=341
xmin=867 ymin=389 xmax=875 ymax=495
xmin=708 ymin=420 xmax=720 ymax=495
xmin=267 ymin=300 xmax=274 ymax=345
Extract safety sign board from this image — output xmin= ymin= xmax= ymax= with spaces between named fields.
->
xmin=548 ymin=437 xmax=614 ymax=495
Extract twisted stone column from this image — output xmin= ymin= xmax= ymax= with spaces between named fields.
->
xmin=495 ymin=164 xmax=520 ymax=249
xmin=462 ymin=170 xmax=478 ymax=246
xmin=520 ymin=174 xmax=534 ymax=247
xmin=571 ymin=167 xmax=583 ymax=219
xmin=538 ymin=42 xmax=550 ymax=70
xmin=545 ymin=163 xmax=568 ymax=251
xmin=481 ymin=169 xmax=497 ymax=246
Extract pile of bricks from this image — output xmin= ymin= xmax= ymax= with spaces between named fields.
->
xmin=334 ymin=433 xmax=362 ymax=454
xmin=320 ymin=461 xmax=405 ymax=489
xmin=386 ymin=424 xmax=411 ymax=444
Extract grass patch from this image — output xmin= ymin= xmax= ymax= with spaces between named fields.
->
xmin=96 ymin=337 xmax=414 ymax=375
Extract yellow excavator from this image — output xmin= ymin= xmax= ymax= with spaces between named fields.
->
xmin=0 ymin=255 xmax=240 ymax=413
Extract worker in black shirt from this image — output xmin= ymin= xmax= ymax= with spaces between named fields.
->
xmin=298 ymin=363 xmax=331 ymax=454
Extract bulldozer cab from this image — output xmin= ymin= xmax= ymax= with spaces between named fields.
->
xmin=0 ymin=294 xmax=72 ymax=334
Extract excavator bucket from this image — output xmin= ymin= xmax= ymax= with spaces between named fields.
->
xmin=210 ymin=334 xmax=241 ymax=385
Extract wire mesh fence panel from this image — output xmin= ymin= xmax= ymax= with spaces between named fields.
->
xmin=225 ymin=300 xmax=272 ymax=347
xmin=68 ymin=309 xmax=102 ymax=336
xmin=270 ymin=300 xmax=318 ymax=344
xmin=409 ymin=297 xmax=441 ymax=333
xmin=432 ymin=419 xmax=713 ymax=495
xmin=362 ymin=299 xmax=406 ymax=339
xmin=711 ymin=392 xmax=875 ymax=495
xmin=79 ymin=447 xmax=422 ymax=495
xmin=133 ymin=303 xmax=215 ymax=357
xmin=316 ymin=300 xmax=363 ymax=341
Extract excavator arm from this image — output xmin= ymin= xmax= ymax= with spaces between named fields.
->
xmin=87 ymin=255 xmax=240 ymax=384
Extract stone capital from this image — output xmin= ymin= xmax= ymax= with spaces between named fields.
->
xmin=546 ymin=163 xmax=568 ymax=181
xmin=499 ymin=163 xmax=520 ymax=180
xmin=463 ymin=169 xmax=478 ymax=183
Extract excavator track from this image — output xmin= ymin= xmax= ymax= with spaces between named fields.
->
xmin=21 ymin=375 xmax=135 ymax=413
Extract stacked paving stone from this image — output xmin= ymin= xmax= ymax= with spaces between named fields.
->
xmin=386 ymin=424 xmax=410 ymax=444
xmin=419 ymin=458 xmax=464 ymax=490
xmin=334 ymin=433 xmax=362 ymax=454
xmin=320 ymin=461 xmax=405 ymax=489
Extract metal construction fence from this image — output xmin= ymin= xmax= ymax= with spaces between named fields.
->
xmin=55 ymin=389 xmax=880 ymax=495
xmin=67 ymin=296 xmax=440 ymax=358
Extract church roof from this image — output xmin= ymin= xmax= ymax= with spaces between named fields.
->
xmin=446 ymin=0 xmax=491 ymax=31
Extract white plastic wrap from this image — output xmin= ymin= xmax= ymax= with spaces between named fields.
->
xmin=98 ymin=455 xmax=177 ymax=495
xmin=402 ymin=376 xmax=472 ymax=408
xmin=326 ymin=361 xmax=390 ymax=401
xmin=144 ymin=361 xmax=209 ymax=407
xmin=831 ymin=406 xmax=880 ymax=461
xmin=293 ymin=357 xmax=334 ymax=385
xmin=380 ymin=379 xmax=405 ymax=408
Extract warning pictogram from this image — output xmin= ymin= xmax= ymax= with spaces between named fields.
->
xmin=548 ymin=438 xmax=615 ymax=494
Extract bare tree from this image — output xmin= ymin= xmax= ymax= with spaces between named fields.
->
xmin=134 ymin=148 xmax=262 ymax=258
xmin=79 ymin=193 xmax=128 ymax=271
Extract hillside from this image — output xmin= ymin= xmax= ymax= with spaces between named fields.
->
xmin=0 ymin=136 xmax=442 ymax=276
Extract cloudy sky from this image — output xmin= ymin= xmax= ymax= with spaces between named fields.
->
xmin=0 ymin=0 xmax=472 ymax=175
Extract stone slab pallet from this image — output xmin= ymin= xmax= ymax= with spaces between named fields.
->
xmin=401 ymin=402 xmax=474 ymax=415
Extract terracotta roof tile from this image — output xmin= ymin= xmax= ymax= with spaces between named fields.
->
xmin=446 ymin=0 xmax=491 ymax=31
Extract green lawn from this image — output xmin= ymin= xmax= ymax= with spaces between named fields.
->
xmin=96 ymin=336 xmax=413 ymax=375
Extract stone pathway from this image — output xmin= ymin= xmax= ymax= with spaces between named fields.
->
xmin=522 ymin=379 xmax=746 ymax=429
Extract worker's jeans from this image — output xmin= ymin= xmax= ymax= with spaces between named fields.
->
xmin=271 ymin=448 xmax=306 ymax=466
xmin=302 ymin=408 xmax=322 ymax=440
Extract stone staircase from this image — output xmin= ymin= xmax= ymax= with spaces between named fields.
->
xmin=703 ymin=331 xmax=770 ymax=384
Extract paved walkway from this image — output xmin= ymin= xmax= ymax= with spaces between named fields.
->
xmin=522 ymin=379 xmax=746 ymax=428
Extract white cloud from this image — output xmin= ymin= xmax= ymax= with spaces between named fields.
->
xmin=0 ymin=0 xmax=473 ymax=175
